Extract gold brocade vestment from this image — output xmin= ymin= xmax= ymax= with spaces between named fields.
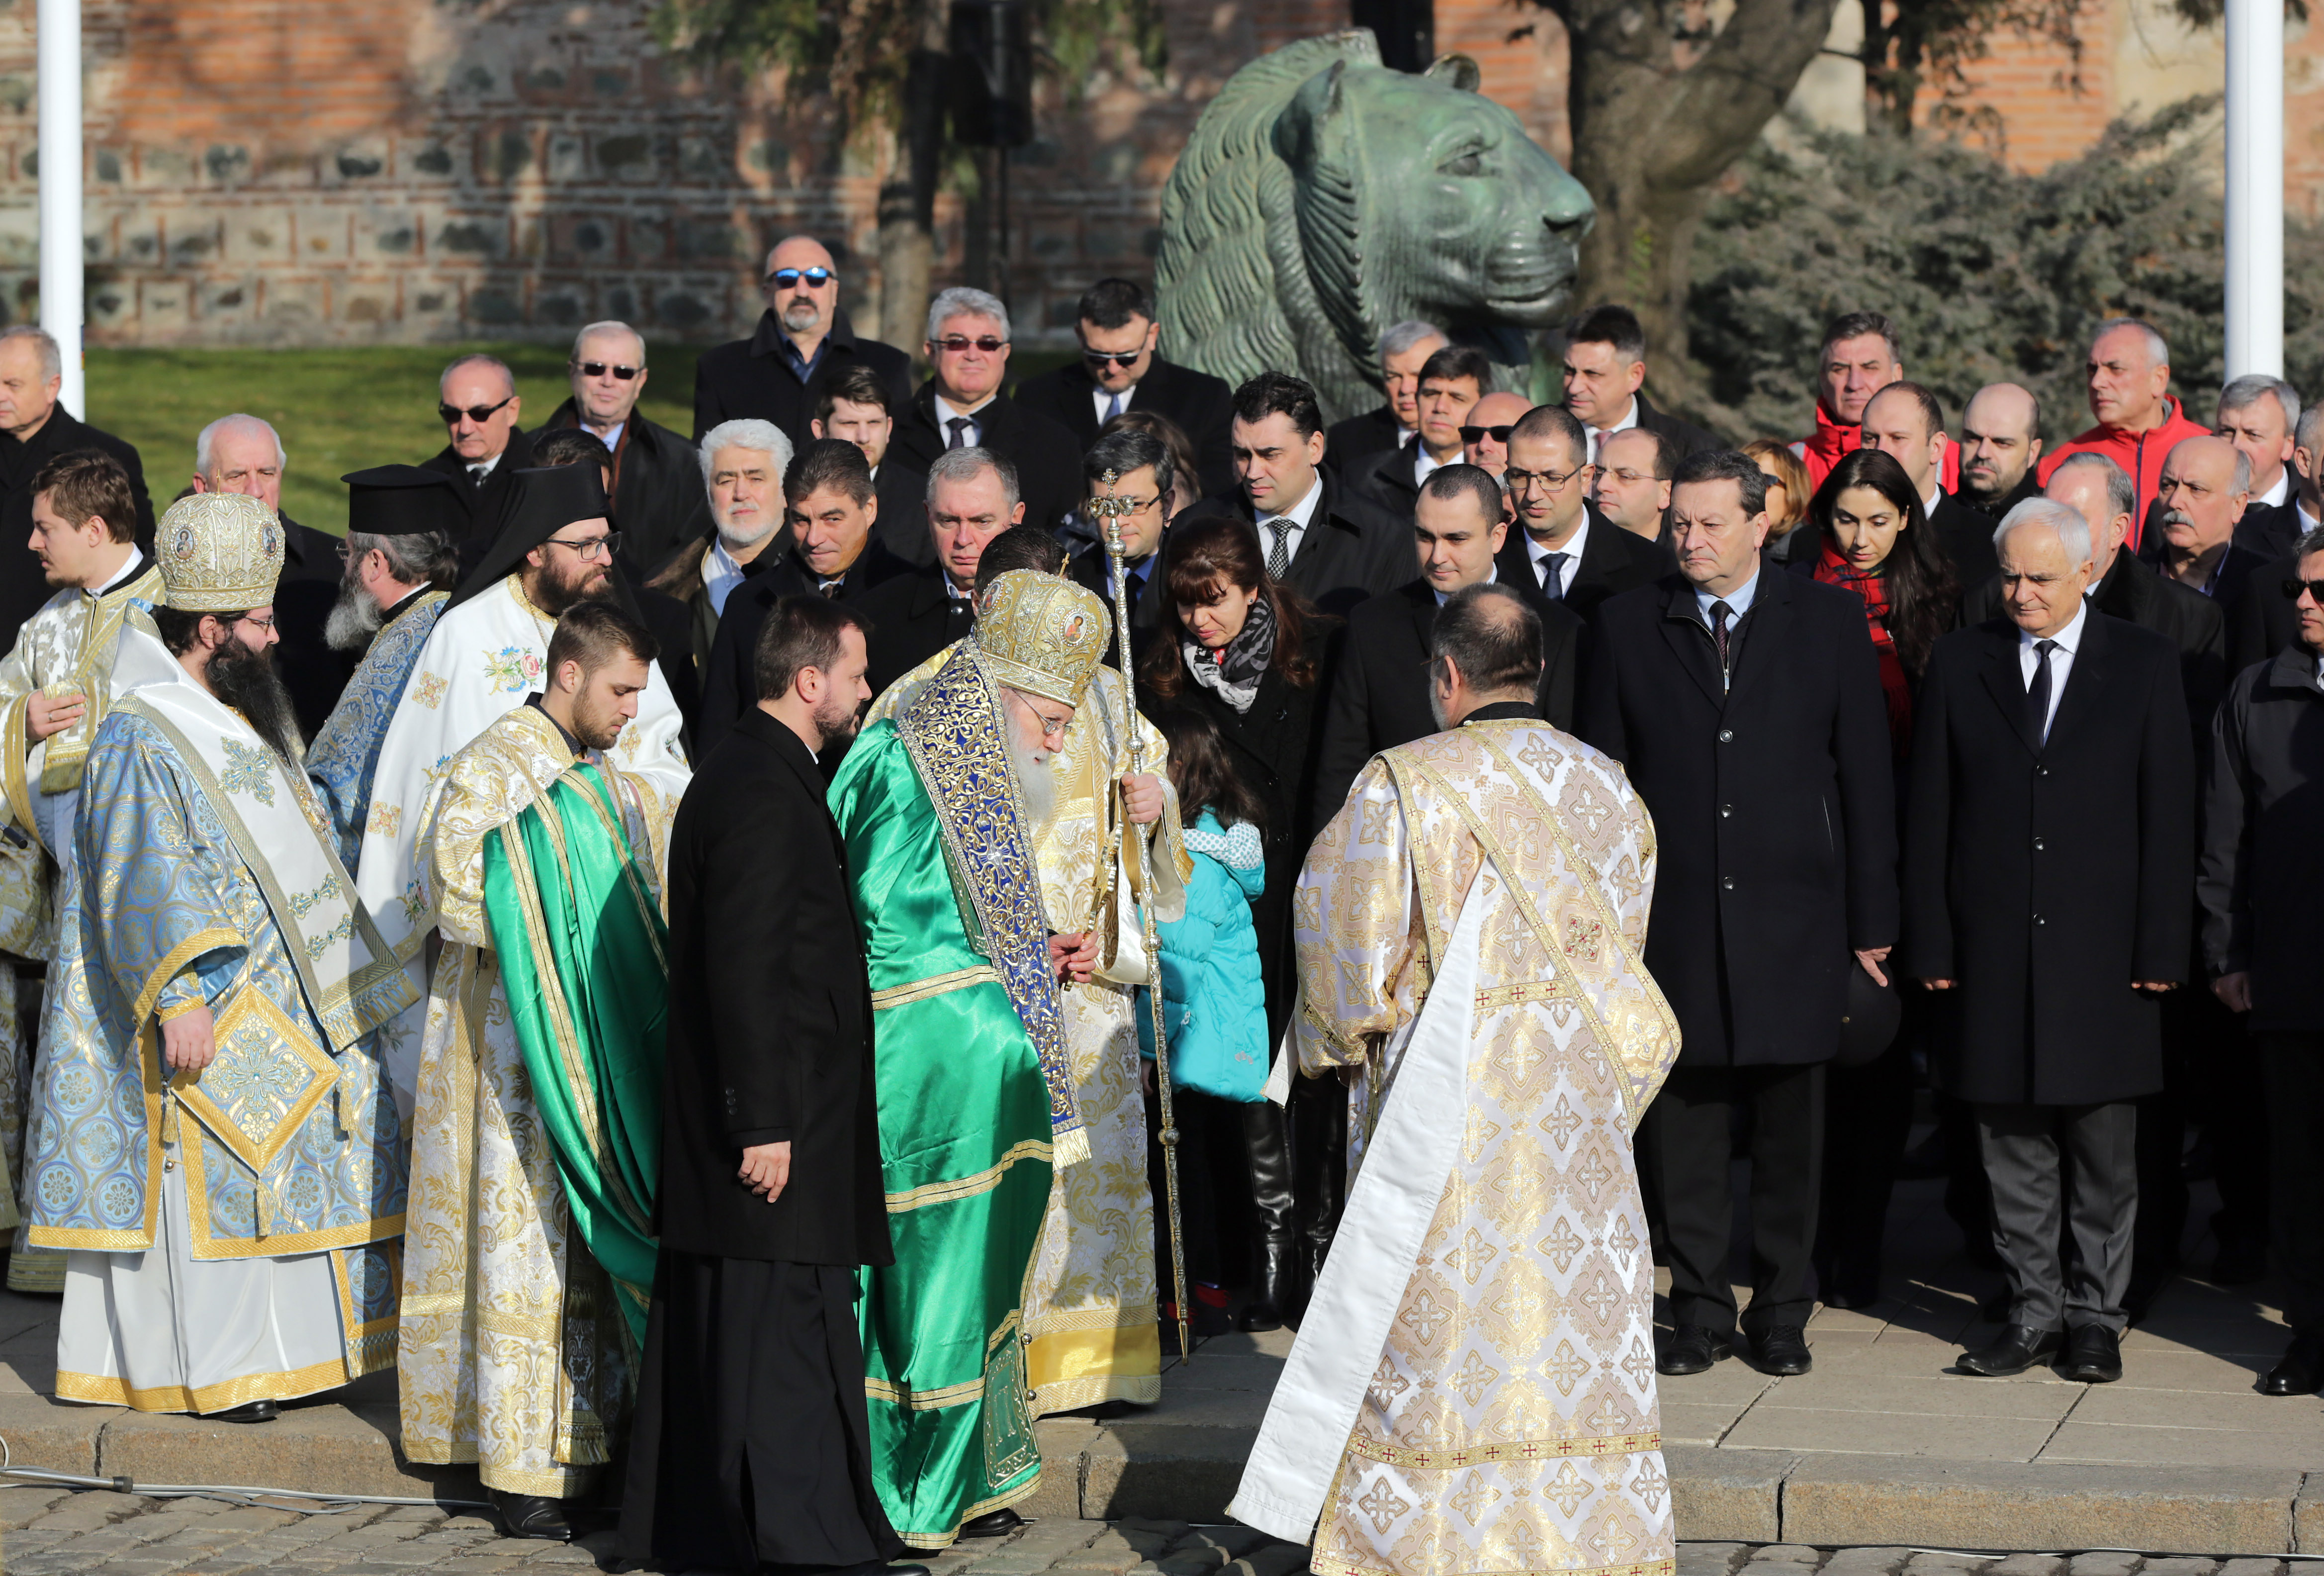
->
xmin=1235 ymin=720 xmax=1681 ymax=1576
xmin=867 ymin=649 xmax=1188 ymax=1412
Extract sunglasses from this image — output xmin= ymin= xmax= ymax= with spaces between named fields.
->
xmin=1459 ymin=424 xmax=1516 ymax=446
xmin=767 ymin=267 xmax=833 ymax=289
xmin=572 ymin=361 xmax=639 ymax=380
xmin=933 ymin=335 xmax=1007 ymax=355
xmin=1083 ymin=350 xmax=1141 ymax=369
xmin=2285 ymin=578 xmax=2324 ymax=601
xmin=439 ymin=394 xmax=515 ymax=425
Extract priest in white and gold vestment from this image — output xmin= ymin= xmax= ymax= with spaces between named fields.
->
xmin=0 ymin=449 xmax=166 ymax=1293
xmin=866 ymin=511 xmax=1188 ymax=1417
xmin=1232 ymin=584 xmax=1680 ymax=1576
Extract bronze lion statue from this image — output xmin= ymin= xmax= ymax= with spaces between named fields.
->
xmin=1156 ymin=31 xmax=1596 ymax=424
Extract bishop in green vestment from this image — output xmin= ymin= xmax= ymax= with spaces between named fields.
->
xmin=827 ymin=569 xmax=1113 ymax=1550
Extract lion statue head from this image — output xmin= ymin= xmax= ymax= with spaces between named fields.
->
xmin=1156 ymin=31 xmax=1595 ymax=425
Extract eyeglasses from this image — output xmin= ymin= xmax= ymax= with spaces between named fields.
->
xmin=2285 ymin=578 xmax=2324 ymax=601
xmin=226 ymin=612 xmax=275 ymax=632
xmin=932 ymin=335 xmax=1007 ymax=355
xmin=1504 ymin=464 xmax=1589 ymax=495
xmin=439 ymin=395 xmax=515 ymax=425
xmin=542 ymin=532 xmax=620 ymax=562
xmin=1095 ymin=493 xmax=1160 ymax=514
xmin=572 ymin=361 xmax=639 ymax=380
xmin=1459 ymin=425 xmax=1516 ymax=446
xmin=767 ymin=267 xmax=834 ymax=289
xmin=1083 ymin=350 xmax=1141 ymax=370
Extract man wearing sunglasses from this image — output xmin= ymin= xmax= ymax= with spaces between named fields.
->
xmin=691 ymin=236 xmax=912 ymax=454
xmin=887 ymin=286 xmax=1080 ymax=537
xmin=543 ymin=321 xmax=712 ymax=576
xmin=419 ymin=353 xmax=537 ymax=565
xmin=1015 ymin=278 xmax=1234 ymax=497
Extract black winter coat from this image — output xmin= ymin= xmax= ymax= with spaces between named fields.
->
xmin=1901 ymin=614 xmax=2195 ymax=1105
xmin=1014 ymin=355 xmax=1236 ymax=499
xmin=656 ymin=709 xmax=894 ymax=1267
xmin=2200 ymin=645 xmax=2324 ymax=1032
xmin=0 ymin=411 xmax=155 ymax=652
xmin=689 ymin=309 xmax=914 ymax=452
xmin=542 ymin=399 xmax=713 ymax=575
xmin=1579 ymin=570 xmax=1899 ymax=1066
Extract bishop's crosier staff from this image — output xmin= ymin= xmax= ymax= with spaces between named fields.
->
xmin=1091 ymin=466 xmax=1192 ymax=1365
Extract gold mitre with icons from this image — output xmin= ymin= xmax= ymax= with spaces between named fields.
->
xmin=156 ymin=492 xmax=284 ymax=613
xmin=975 ymin=569 xmax=1112 ymax=705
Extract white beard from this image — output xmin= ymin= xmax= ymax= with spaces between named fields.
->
xmin=1009 ymin=738 xmax=1058 ymax=831
xmin=324 ymin=581 xmax=385 ymax=652
xmin=717 ymin=521 xmax=778 ymax=554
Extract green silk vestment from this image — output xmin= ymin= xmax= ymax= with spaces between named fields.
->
xmin=829 ymin=711 xmax=1059 ymax=1550
xmin=480 ymin=763 xmax=667 ymax=1350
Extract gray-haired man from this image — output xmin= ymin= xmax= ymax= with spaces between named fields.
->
xmin=1326 ymin=318 xmax=1448 ymax=471
xmin=2216 ymin=374 xmax=2305 ymax=559
xmin=886 ymin=287 xmax=1080 ymax=534
xmin=543 ymin=320 xmax=712 ymax=572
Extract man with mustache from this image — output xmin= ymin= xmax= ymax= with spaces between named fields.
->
xmin=2143 ymin=434 xmax=2267 ymax=610
xmin=304 ymin=465 xmax=461 ymax=870
xmin=645 ymin=418 xmax=795 ymax=681
xmin=27 ymin=492 xmax=410 ymax=1426
xmin=691 ymin=235 xmax=913 ymax=453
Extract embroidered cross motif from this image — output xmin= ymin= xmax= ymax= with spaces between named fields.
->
xmin=285 ymin=876 xmax=345 ymax=921
xmin=1544 ymin=1459 xmax=1597 ymax=1517
xmin=1544 ymin=1339 xmax=1591 ymax=1396
xmin=1628 ymin=1456 xmax=1671 ymax=1513
xmin=218 ymin=738 xmax=278 ymax=806
xmin=412 ymin=671 xmax=447 ymax=709
xmin=1398 ymin=1288 xmax=1451 ymax=1345
xmin=1565 ymin=914 xmax=1606 ymax=962
xmin=1450 ymin=1347 xmax=1500 ymax=1406
xmin=304 ymin=913 xmax=355 ymax=962
xmin=1538 ymin=1217 xmax=1586 ymax=1274
xmin=366 ymin=802 xmax=402 ymax=839
xmin=1355 ymin=1476 xmax=1411 ymax=1534
xmin=1447 ymin=1470 xmax=1500 ymax=1527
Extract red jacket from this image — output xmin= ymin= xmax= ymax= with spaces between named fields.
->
xmin=2035 ymin=397 xmax=2211 ymax=553
xmin=1795 ymin=402 xmax=1960 ymax=494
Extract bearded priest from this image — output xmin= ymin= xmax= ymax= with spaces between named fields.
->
xmin=305 ymin=465 xmax=461 ymax=869
xmin=830 ymin=568 xmax=1126 ymax=1550
xmin=0 ymin=450 xmax=165 ymax=1293
xmin=398 ymin=600 xmax=677 ymax=1541
xmin=351 ymin=463 xmax=689 ymax=1110
xmin=1232 ymin=584 xmax=1682 ymax=1576
xmin=26 ymin=491 xmax=414 ymax=1422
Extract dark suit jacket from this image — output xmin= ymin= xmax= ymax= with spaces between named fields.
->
xmin=1901 ymin=613 xmax=2194 ymax=1105
xmin=856 ymin=562 xmax=978 ymax=701
xmin=1629 ymin=393 xmax=1719 ymax=459
xmin=689 ymin=308 xmax=913 ymax=451
xmin=1014 ymin=355 xmax=1236 ymax=498
xmin=1324 ymin=406 xmax=1404 ymax=475
xmin=2138 ymin=536 xmax=2268 ymax=616
xmin=1493 ymin=507 xmax=1667 ymax=625
xmin=272 ymin=513 xmax=358 ymax=742
xmin=421 ymin=427 xmax=538 ymax=575
xmin=873 ymin=461 xmax=932 ymax=567
xmin=696 ymin=541 xmax=908 ymax=760
xmin=2237 ymin=496 xmax=2304 ymax=560
xmin=885 ymin=383 xmax=1082 ymax=535
xmin=1067 ymin=543 xmax=1166 ymax=664
xmin=1146 ymin=663 xmax=1325 ymax=1044
xmin=2229 ymin=550 xmax=2301 ymax=673
xmin=2201 ymin=645 xmax=2324 ymax=1032
xmin=1180 ymin=471 xmax=1415 ymax=619
xmin=542 ymin=398 xmax=712 ymax=574
xmin=1313 ymin=576 xmax=1583 ymax=825
xmin=656 ymin=708 xmax=893 ymax=1266
xmin=1928 ymin=489 xmax=2000 ymax=588
xmin=1344 ymin=440 xmax=1434 ymax=519
xmin=1579 ymin=569 xmax=1899 ymax=1065
xmin=0 ymin=411 xmax=156 ymax=652
xmin=1966 ymin=548 xmax=2225 ymax=756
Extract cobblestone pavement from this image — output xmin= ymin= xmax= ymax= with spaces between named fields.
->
xmin=0 ymin=1489 xmax=2292 ymax=1576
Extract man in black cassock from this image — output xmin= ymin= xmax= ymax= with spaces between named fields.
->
xmin=622 ymin=593 xmax=906 ymax=1574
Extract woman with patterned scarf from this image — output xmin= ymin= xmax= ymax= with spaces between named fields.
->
xmin=1138 ymin=513 xmax=1330 ymax=1335
xmin=1788 ymin=444 xmax=1961 ymax=1312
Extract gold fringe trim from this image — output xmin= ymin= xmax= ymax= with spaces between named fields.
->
xmin=871 ymin=964 xmax=1001 ymax=1011
xmin=864 ymin=1373 xmax=987 ymax=1411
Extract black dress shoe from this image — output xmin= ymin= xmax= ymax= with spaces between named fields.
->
xmin=1957 ymin=1323 xmax=2062 ymax=1377
xmin=956 ymin=1508 xmax=1022 ymax=1539
xmin=1656 ymin=1326 xmax=1733 ymax=1376
xmin=2260 ymin=1333 xmax=2324 ymax=1395
xmin=202 ymin=1398 xmax=277 ymax=1423
xmin=1820 ymin=1284 xmax=1881 ymax=1312
xmin=2059 ymin=1323 xmax=2123 ymax=1383
xmin=489 ymin=1491 xmax=572 ymax=1542
xmin=1753 ymin=1325 xmax=1812 ymax=1376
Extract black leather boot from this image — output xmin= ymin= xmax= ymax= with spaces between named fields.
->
xmin=1291 ymin=1077 xmax=1347 ymax=1320
xmin=1239 ymin=1100 xmax=1296 ymax=1331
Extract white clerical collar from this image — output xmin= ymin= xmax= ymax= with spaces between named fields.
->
xmin=1271 ymin=474 xmax=1324 ymax=533
xmin=2020 ymin=597 xmax=2089 ymax=657
xmin=2260 ymin=470 xmax=2292 ymax=509
xmin=1695 ymin=568 xmax=1762 ymax=625
xmin=87 ymin=549 xmax=142 ymax=598
xmin=1434 ymin=567 xmax=1496 ymax=607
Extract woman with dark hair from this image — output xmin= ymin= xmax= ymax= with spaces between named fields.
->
xmin=1139 ymin=512 xmax=1328 ymax=1331
xmin=1790 ymin=444 xmax=1958 ymax=1310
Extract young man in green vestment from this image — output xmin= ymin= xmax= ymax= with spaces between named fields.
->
xmin=828 ymin=568 xmax=1137 ymax=1550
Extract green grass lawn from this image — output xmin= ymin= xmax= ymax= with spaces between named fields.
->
xmin=85 ymin=343 xmax=1082 ymax=538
